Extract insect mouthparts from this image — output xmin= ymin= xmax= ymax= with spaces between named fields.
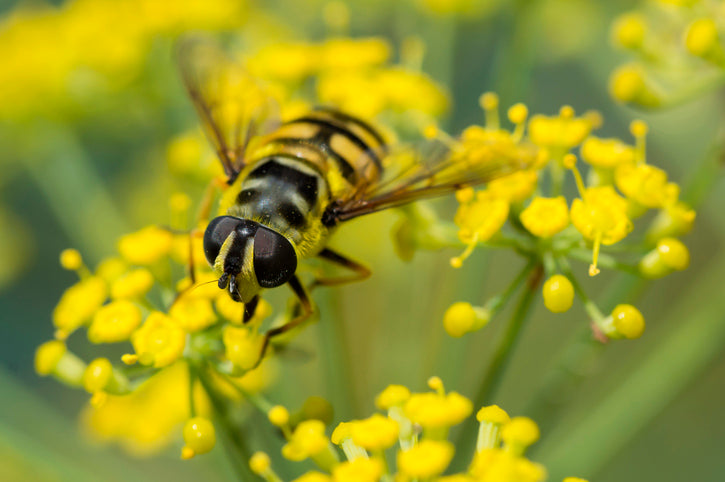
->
xmin=218 ymin=272 xmax=230 ymax=290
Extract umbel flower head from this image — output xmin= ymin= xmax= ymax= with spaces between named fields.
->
xmin=434 ymin=95 xmax=693 ymax=343
xmin=250 ymin=377 xmax=589 ymax=482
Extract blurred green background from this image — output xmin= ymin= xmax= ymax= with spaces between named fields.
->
xmin=1 ymin=0 xmax=724 ymax=480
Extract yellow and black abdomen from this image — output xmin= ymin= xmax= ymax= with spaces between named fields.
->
xmin=220 ymin=109 xmax=386 ymax=258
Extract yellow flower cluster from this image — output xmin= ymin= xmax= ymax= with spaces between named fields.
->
xmin=609 ymin=1 xmax=725 ymax=107
xmin=36 ymin=206 xmax=278 ymax=455
xmin=247 ymin=36 xmax=448 ymax=120
xmin=440 ymin=93 xmax=693 ymax=341
xmin=250 ymin=377 xmax=588 ymax=482
xmin=0 ymin=0 xmax=246 ymax=119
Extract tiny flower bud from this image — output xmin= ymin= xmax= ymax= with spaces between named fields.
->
xmin=249 ymin=451 xmax=271 ymax=475
xmin=612 ymin=304 xmax=645 ymax=339
xmin=182 ymin=417 xmax=216 ymax=458
xmin=268 ymin=405 xmax=290 ymax=427
xmin=60 ymin=249 xmax=83 ymax=271
xmin=443 ymin=302 xmax=490 ymax=337
xmin=542 ymin=275 xmax=575 ymax=313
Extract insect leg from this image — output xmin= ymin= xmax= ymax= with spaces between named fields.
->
xmin=254 ymin=275 xmax=313 ymax=368
xmin=196 ymin=176 xmax=227 ymax=225
xmin=311 ymin=248 xmax=371 ymax=288
xmin=243 ymin=295 xmax=259 ymax=323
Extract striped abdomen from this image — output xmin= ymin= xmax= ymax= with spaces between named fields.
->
xmin=225 ymin=109 xmax=386 ymax=254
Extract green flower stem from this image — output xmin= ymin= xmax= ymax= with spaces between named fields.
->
xmin=453 ymin=262 xmax=543 ymax=463
xmin=218 ymin=371 xmax=276 ymax=415
xmin=568 ymin=248 xmax=639 ymax=275
xmin=316 ymin=289 xmax=357 ymax=420
xmin=680 ymin=126 xmax=725 ymax=208
xmin=659 ymin=71 xmax=725 ymax=109
xmin=473 ymin=262 xmax=543 ymax=405
xmin=188 ymin=363 xmax=198 ymax=418
xmin=535 ymin=248 xmax=725 ymax=479
xmin=197 ymin=367 xmax=257 ymax=482
xmin=487 ymin=258 xmax=539 ymax=314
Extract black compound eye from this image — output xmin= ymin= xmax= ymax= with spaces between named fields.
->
xmin=253 ymin=227 xmax=297 ymax=288
xmin=203 ymin=216 xmax=241 ymax=265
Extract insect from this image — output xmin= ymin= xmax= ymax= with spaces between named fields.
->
xmin=177 ymin=39 xmax=532 ymax=365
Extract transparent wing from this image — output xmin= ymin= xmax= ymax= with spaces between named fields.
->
xmin=176 ymin=36 xmax=281 ymax=182
xmin=326 ymin=135 xmax=539 ymax=223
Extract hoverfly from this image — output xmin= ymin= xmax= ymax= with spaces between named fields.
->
xmin=177 ymin=38 xmax=531 ymax=365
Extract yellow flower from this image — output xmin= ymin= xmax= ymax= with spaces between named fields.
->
xmin=570 ymin=186 xmax=633 ymax=275
xmin=249 ymin=451 xmax=272 ymax=475
xmin=331 ymin=458 xmax=384 ymax=482
xmin=117 ymin=226 xmax=173 ymax=265
xmin=397 ymin=439 xmax=454 ymax=477
xmin=615 ymin=163 xmax=679 ymax=210
xmin=282 ymin=420 xmax=330 ymax=461
xmin=53 ymin=276 xmax=108 ymax=338
xmin=88 ymin=300 xmax=143 ymax=343
xmin=470 ymin=448 xmax=546 ymax=482
xmin=95 ymin=257 xmax=128 ymax=284
xmin=249 ymin=42 xmax=317 ymax=82
xmin=454 ymin=190 xmax=509 ymax=244
xmin=609 ymin=64 xmax=660 ymax=107
xmin=320 ymin=37 xmax=391 ymax=71
xmin=223 ymin=325 xmax=265 ymax=371
xmin=519 ymin=196 xmax=569 ymax=238
xmin=611 ymin=13 xmax=647 ymax=50
xmin=684 ymin=18 xmax=722 ymax=60
xmin=35 ymin=340 xmax=68 ymax=376
xmin=59 ymin=248 xmax=84 ymax=271
xmin=487 ymin=170 xmax=538 ymax=203
xmin=294 ymin=472 xmax=333 ymax=482
xmin=476 ymin=405 xmax=511 ymax=451
xmin=580 ymin=137 xmax=635 ymax=169
xmin=403 ymin=391 xmax=473 ymax=430
xmin=170 ymin=295 xmax=217 ymax=332
xmin=349 ymin=414 xmax=399 ymax=451
xmin=375 ymin=384 xmax=412 ymax=410
xmin=131 ymin=312 xmax=186 ymax=368
xmin=110 ymin=268 xmax=154 ymax=300
xmin=501 ymin=417 xmax=540 ymax=455
xmin=528 ymin=106 xmax=594 ymax=152
xmin=317 ymin=67 xmax=448 ymax=118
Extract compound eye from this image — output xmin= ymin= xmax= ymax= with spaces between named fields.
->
xmin=253 ymin=227 xmax=297 ymax=288
xmin=203 ymin=216 xmax=240 ymax=265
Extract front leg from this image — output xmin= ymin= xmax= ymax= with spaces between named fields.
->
xmin=253 ymin=275 xmax=313 ymax=368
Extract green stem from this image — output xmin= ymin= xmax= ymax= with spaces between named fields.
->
xmin=568 ymin=248 xmax=639 ymax=276
xmin=474 ymin=263 xmax=543 ymax=405
xmin=452 ymin=263 xmax=543 ymax=462
xmin=316 ymin=288 xmax=357 ymax=420
xmin=658 ymin=71 xmax=725 ymax=109
xmin=197 ymin=368 xmax=257 ymax=481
